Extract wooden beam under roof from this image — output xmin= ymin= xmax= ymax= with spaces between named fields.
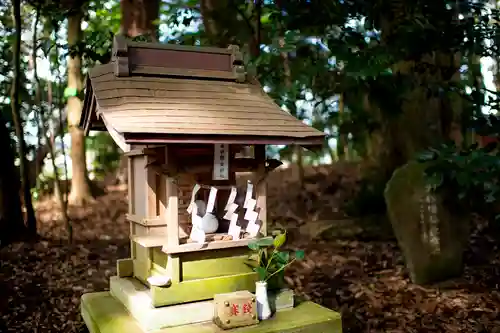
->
xmin=123 ymin=132 xmax=324 ymax=146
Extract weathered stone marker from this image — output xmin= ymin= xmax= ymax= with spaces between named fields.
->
xmin=384 ymin=161 xmax=470 ymax=284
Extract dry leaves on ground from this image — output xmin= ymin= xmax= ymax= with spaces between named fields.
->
xmin=1 ymin=165 xmax=500 ymax=332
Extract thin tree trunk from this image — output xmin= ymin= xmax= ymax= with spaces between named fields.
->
xmin=11 ymin=0 xmax=37 ymax=236
xmin=27 ymin=112 xmax=67 ymax=189
xmin=337 ymin=92 xmax=349 ymax=161
xmin=328 ymin=146 xmax=337 ymax=163
xmin=67 ymin=10 xmax=93 ymax=206
xmin=47 ymin=82 xmax=72 ymax=242
xmin=492 ymin=0 xmax=500 ymax=94
xmin=52 ymin=21 xmax=70 ymax=201
xmin=32 ymin=9 xmax=42 ymax=195
xmin=32 ymin=14 xmax=72 ymax=242
xmin=278 ymin=35 xmax=305 ymax=188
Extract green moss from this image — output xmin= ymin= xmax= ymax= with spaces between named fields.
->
xmin=151 ymin=272 xmax=258 ymax=307
xmin=81 ymin=292 xmax=342 ymax=333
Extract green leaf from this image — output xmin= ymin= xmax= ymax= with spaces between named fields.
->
xmin=417 ymin=150 xmax=437 ymax=162
xmin=426 ymin=172 xmax=444 ymax=189
xmin=273 ymin=232 xmax=287 ymax=249
xmin=295 ymin=250 xmax=305 ymax=260
xmin=275 ymin=251 xmax=290 ymax=264
xmin=64 ymin=87 xmax=78 ymax=98
xmin=261 ymin=13 xmax=271 ymax=24
xmin=254 ymin=267 xmax=267 ymax=281
xmin=248 ymin=241 xmax=259 ymax=251
xmin=254 ymin=237 xmax=274 ymax=247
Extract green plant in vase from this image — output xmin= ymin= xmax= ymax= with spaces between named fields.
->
xmin=247 ymin=232 xmax=305 ymax=320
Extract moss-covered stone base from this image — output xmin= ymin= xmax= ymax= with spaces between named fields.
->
xmin=81 ymin=292 xmax=342 ymax=333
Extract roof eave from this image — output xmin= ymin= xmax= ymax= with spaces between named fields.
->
xmin=123 ymin=132 xmax=326 ymax=147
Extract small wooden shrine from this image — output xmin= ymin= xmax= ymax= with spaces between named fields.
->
xmin=79 ymin=36 xmax=342 ymax=333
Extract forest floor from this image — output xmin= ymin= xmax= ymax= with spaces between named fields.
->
xmin=1 ymin=163 xmax=500 ymax=332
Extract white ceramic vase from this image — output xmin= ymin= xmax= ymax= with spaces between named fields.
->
xmin=255 ymin=281 xmax=272 ymax=320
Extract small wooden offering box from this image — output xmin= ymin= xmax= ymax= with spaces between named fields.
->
xmin=80 ymin=36 xmax=325 ymax=308
xmin=213 ymin=291 xmax=258 ymax=329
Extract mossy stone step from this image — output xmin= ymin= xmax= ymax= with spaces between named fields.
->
xmin=81 ymin=292 xmax=342 ymax=333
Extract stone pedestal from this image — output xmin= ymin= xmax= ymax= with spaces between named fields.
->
xmin=81 ymin=277 xmax=342 ymax=333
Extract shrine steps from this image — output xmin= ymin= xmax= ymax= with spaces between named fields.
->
xmin=107 ymin=276 xmax=296 ymax=331
xmin=81 ymin=292 xmax=342 ymax=333
xmin=109 ymin=276 xmax=213 ymax=331
xmin=81 ymin=276 xmax=342 ymax=333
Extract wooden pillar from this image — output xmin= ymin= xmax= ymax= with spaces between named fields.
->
xmin=145 ymin=154 xmax=158 ymax=217
xmin=164 ymin=145 xmax=180 ymax=283
xmin=128 ymin=156 xmax=136 ymax=258
xmin=254 ymin=145 xmax=267 ymax=237
xmin=164 ymin=145 xmax=179 ymax=248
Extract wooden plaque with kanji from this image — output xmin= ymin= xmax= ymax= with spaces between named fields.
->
xmin=213 ymin=291 xmax=259 ymax=330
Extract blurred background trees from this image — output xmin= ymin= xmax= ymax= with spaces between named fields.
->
xmin=1 ymin=0 xmax=500 ymax=275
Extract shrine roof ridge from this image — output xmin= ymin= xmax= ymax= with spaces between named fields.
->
xmin=79 ymin=35 xmax=326 ymax=151
xmin=109 ymin=34 xmax=246 ymax=82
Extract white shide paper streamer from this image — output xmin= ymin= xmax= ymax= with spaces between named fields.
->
xmin=186 ymin=184 xmax=201 ymax=214
xmin=243 ymin=188 xmax=260 ymax=237
xmin=225 ymin=187 xmax=237 ymax=210
xmin=206 ymin=187 xmax=218 ymax=213
xmin=243 ymin=181 xmax=254 ymax=208
xmin=228 ymin=214 xmax=241 ymax=240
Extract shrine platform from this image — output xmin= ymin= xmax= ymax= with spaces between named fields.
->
xmin=81 ymin=286 xmax=342 ymax=333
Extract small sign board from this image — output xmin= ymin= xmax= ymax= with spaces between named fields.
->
xmin=213 ymin=291 xmax=258 ymax=330
xmin=213 ymin=144 xmax=229 ymax=180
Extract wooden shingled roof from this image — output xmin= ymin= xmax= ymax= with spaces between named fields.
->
xmin=80 ymin=35 xmax=325 ymax=152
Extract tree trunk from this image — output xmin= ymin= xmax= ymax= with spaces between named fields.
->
xmin=112 ymin=0 xmax=161 ymax=186
xmin=278 ymin=34 xmax=305 ymax=188
xmin=200 ymin=0 xmax=260 ymax=51
xmin=32 ymin=12 xmax=72 ymax=242
xmin=200 ymin=0 xmax=234 ymax=47
xmin=120 ymin=0 xmax=160 ymax=40
xmin=52 ymin=21 xmax=70 ymax=200
xmin=365 ymin=8 xmax=462 ymax=179
xmin=337 ymin=92 xmax=349 ymax=161
xmin=11 ymin=0 xmax=37 ymax=236
xmin=67 ymin=9 xmax=93 ymax=206
xmin=47 ymin=81 xmax=72 ymax=242
xmin=27 ymin=112 xmax=67 ymax=189
xmin=0 ymin=110 xmax=25 ymax=247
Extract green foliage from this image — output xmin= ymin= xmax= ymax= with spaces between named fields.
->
xmin=63 ymin=87 xmax=78 ymax=98
xmin=416 ymin=109 xmax=500 ymax=217
xmin=86 ymin=133 xmax=121 ymax=180
xmin=418 ymin=141 xmax=500 ymax=216
xmin=247 ymin=231 xmax=305 ymax=282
